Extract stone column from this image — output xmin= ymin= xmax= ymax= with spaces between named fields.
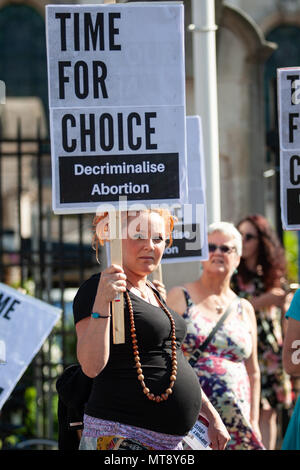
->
xmin=217 ymin=4 xmax=276 ymax=223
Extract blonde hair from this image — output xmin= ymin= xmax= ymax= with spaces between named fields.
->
xmin=92 ymin=209 xmax=176 ymax=262
xmin=208 ymin=221 xmax=242 ymax=256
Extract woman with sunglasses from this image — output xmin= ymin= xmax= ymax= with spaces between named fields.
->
xmin=231 ymin=214 xmax=292 ymax=450
xmin=167 ymin=222 xmax=264 ymax=450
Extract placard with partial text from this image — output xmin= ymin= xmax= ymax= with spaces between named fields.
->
xmin=46 ymin=3 xmax=187 ymax=214
xmin=277 ymin=67 xmax=300 ymax=230
xmin=161 ymin=115 xmax=208 ymax=263
xmin=0 ymin=283 xmax=61 ymax=410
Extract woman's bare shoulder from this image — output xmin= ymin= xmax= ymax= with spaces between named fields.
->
xmin=166 ymin=284 xmax=188 ymax=315
xmin=240 ymin=297 xmax=257 ymax=327
xmin=167 ymin=281 xmax=197 ymax=315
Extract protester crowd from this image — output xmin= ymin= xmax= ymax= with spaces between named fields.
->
xmin=56 ymin=211 xmax=299 ymax=451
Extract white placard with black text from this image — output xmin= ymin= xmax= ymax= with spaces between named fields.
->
xmin=0 ymin=283 xmax=61 ymax=410
xmin=46 ymin=3 xmax=187 ymax=214
xmin=277 ymin=67 xmax=300 ymax=230
xmin=104 ymin=116 xmax=208 ymax=266
xmin=162 ymin=115 xmax=208 ymax=263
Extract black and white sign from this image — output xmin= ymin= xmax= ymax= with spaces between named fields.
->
xmin=0 ymin=283 xmax=61 ymax=410
xmin=46 ymin=4 xmax=187 ymax=214
xmin=0 ymin=339 xmax=5 ymax=364
xmin=182 ymin=416 xmax=212 ymax=450
xmin=277 ymin=67 xmax=300 ymax=230
xmin=161 ymin=116 xmax=208 ymax=263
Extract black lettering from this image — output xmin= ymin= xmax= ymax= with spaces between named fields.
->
xmin=287 ymin=74 xmax=300 ymax=105
xmin=0 ymin=387 xmax=4 ymax=396
xmin=55 ymin=13 xmax=71 ymax=51
xmin=128 ymin=113 xmax=142 ymax=150
xmin=93 ymin=61 xmax=108 ymax=99
xmin=290 ymin=154 xmax=300 ymax=185
xmin=3 ymin=299 xmax=20 ymax=320
xmin=289 ymin=113 xmax=299 ymax=143
xmin=117 ymin=113 xmax=124 ymax=151
xmin=74 ymin=61 xmax=89 ymax=99
xmin=109 ymin=13 xmax=121 ymax=51
xmin=0 ymin=294 xmax=10 ymax=314
xmin=62 ymin=114 xmax=76 ymax=152
xmin=99 ymin=113 xmax=114 ymax=151
xmin=74 ymin=12 xmax=80 ymax=51
xmin=58 ymin=61 xmax=71 ymax=99
xmin=145 ymin=112 xmax=157 ymax=150
xmin=84 ymin=13 xmax=104 ymax=51
xmin=80 ymin=114 xmax=96 ymax=152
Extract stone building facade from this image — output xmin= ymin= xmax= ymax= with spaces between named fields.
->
xmin=0 ymin=0 xmax=299 ymax=289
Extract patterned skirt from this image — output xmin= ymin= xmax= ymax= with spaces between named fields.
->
xmin=79 ymin=414 xmax=184 ymax=450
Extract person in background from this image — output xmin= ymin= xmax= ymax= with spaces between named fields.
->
xmin=231 ymin=214 xmax=292 ymax=450
xmin=167 ymin=221 xmax=264 ymax=450
xmin=282 ymin=288 xmax=300 ymax=450
xmin=283 ymin=288 xmax=300 ymax=377
xmin=73 ymin=209 xmax=230 ymax=451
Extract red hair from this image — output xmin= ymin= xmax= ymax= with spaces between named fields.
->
xmin=92 ymin=209 xmax=176 ymax=262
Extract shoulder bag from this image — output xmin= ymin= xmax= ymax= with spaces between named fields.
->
xmin=188 ymin=296 xmax=240 ymax=367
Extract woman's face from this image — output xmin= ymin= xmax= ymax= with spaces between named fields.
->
xmin=122 ymin=211 xmax=166 ymax=277
xmin=202 ymin=231 xmax=240 ymax=277
xmin=238 ymin=220 xmax=259 ymax=261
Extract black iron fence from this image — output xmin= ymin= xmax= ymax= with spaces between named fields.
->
xmin=0 ymin=121 xmax=102 ymax=447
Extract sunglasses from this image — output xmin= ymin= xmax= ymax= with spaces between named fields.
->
xmin=242 ymin=233 xmax=257 ymax=242
xmin=208 ymin=243 xmax=237 ymax=254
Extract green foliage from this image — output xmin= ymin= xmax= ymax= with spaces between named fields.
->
xmin=2 ymin=434 xmax=18 ymax=448
xmin=52 ymin=393 xmax=59 ymax=439
xmin=24 ymin=386 xmax=37 ymax=435
xmin=9 ymin=278 xmax=35 ymax=296
xmin=283 ymin=231 xmax=298 ymax=283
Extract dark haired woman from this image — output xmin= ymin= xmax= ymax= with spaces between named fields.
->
xmin=232 ymin=214 xmax=292 ymax=450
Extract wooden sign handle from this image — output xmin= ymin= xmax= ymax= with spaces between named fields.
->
xmin=109 ymin=212 xmax=125 ymax=344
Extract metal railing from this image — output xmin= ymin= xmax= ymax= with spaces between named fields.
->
xmin=0 ymin=120 xmax=101 ymax=447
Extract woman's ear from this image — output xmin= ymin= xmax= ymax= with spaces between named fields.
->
xmin=96 ymin=214 xmax=110 ymax=242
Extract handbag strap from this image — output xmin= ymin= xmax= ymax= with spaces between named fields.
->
xmin=188 ymin=296 xmax=239 ymax=367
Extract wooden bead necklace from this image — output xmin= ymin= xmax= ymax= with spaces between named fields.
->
xmin=125 ymin=287 xmax=177 ymax=403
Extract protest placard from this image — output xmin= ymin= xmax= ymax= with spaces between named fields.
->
xmin=161 ymin=115 xmax=208 ymax=264
xmin=0 ymin=283 xmax=61 ymax=410
xmin=0 ymin=339 xmax=5 ymax=364
xmin=182 ymin=416 xmax=212 ymax=450
xmin=105 ymin=116 xmax=208 ymax=289
xmin=277 ymin=67 xmax=300 ymax=229
xmin=46 ymin=3 xmax=187 ymax=214
xmin=46 ymin=3 xmax=187 ymax=342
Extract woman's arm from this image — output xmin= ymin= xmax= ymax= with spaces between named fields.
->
xmin=283 ymin=317 xmax=300 ymax=376
xmin=76 ymin=264 xmax=126 ymax=378
xmin=166 ymin=286 xmax=188 ymax=315
xmin=249 ymin=286 xmax=287 ymax=311
xmin=243 ymin=299 xmax=261 ymax=439
xmin=200 ymin=390 xmax=231 ymax=450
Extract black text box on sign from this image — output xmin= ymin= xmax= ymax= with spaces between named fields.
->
xmin=287 ymin=188 xmax=300 ymax=225
xmin=59 ymin=153 xmax=179 ymax=203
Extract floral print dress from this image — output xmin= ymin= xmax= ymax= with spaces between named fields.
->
xmin=231 ymin=274 xmax=292 ymax=410
xmin=182 ymin=289 xmax=264 ymax=450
